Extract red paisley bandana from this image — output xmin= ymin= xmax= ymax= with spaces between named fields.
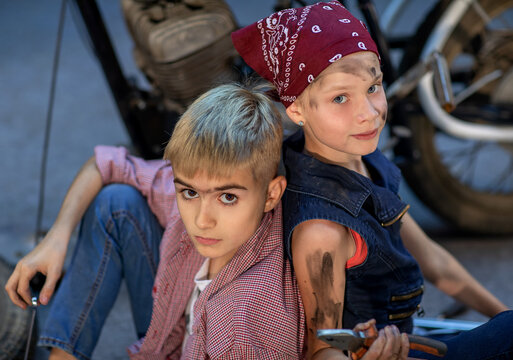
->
xmin=231 ymin=1 xmax=380 ymax=107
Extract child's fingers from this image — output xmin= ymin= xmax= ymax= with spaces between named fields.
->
xmin=353 ymin=318 xmax=377 ymax=332
xmin=40 ymin=270 xmax=59 ymax=305
xmin=361 ymin=331 xmax=386 ymax=359
xmin=362 ymin=326 xmax=407 ymax=360
xmin=4 ymin=269 xmax=28 ymax=309
xmin=399 ymin=333 xmax=410 ymax=359
xmin=14 ymin=263 xmax=36 ymax=306
xmin=382 ymin=326 xmax=402 ymax=359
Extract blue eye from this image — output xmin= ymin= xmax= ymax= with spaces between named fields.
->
xmin=220 ymin=193 xmax=237 ymax=205
xmin=368 ymin=84 xmax=379 ymax=94
xmin=334 ymin=95 xmax=347 ymax=104
xmin=182 ymin=189 xmax=198 ymax=200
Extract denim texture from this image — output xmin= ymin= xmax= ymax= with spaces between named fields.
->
xmin=38 ymin=184 xmax=163 ymax=360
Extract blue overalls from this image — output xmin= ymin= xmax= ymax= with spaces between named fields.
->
xmin=282 ymin=130 xmax=423 ymax=332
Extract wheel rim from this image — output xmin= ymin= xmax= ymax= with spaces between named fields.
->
xmin=423 ymin=1 xmax=513 ymax=197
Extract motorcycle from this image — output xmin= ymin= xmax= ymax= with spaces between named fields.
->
xmin=72 ymin=0 xmax=513 ymax=235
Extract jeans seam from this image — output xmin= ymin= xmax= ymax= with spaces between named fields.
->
xmin=112 ymin=209 xmax=158 ymax=276
xmin=68 ymin=228 xmax=113 ymax=347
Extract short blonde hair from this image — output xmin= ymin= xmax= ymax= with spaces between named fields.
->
xmin=164 ymin=82 xmax=283 ymax=184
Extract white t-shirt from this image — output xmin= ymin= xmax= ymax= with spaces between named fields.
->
xmin=182 ymin=258 xmax=212 ymax=350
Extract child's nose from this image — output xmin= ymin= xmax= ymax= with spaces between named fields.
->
xmin=356 ymin=97 xmax=379 ymax=122
xmin=195 ymin=203 xmax=216 ymax=229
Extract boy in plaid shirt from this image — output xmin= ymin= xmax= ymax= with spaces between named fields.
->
xmin=7 ymin=83 xmax=307 ymax=359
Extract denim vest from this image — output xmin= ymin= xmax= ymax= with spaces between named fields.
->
xmin=282 ymin=131 xmax=423 ymax=332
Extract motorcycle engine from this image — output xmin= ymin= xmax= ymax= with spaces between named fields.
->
xmin=121 ymin=0 xmax=239 ymax=111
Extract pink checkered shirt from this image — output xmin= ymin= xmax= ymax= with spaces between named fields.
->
xmin=95 ymin=146 xmax=306 ymax=360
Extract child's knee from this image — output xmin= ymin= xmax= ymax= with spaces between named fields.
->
xmin=81 ymin=184 xmax=147 ymax=229
xmin=94 ymin=184 xmax=145 ymax=211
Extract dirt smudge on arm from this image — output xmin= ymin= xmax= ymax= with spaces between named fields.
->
xmin=306 ymin=250 xmax=343 ymax=329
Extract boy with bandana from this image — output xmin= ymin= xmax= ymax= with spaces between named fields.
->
xmin=232 ymin=2 xmax=513 ymax=359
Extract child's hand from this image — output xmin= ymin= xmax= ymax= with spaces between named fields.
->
xmin=4 ymin=227 xmax=68 ymax=309
xmin=353 ymin=319 xmax=410 ymax=360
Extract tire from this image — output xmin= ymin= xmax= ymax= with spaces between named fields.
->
xmin=0 ymin=258 xmax=35 ymax=360
xmin=397 ymin=0 xmax=513 ymax=234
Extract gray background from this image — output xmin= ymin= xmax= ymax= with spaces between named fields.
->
xmin=1 ymin=1 xmax=512 ymax=358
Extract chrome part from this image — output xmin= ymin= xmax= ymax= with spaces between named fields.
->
xmin=432 ymin=52 xmax=455 ymax=112
xmin=417 ymin=0 xmax=513 ymax=141
xmin=414 ymin=317 xmax=483 ymax=332
xmin=317 ymin=329 xmax=365 ymax=352
xmin=387 ymin=52 xmax=453 ymax=107
xmin=420 ymin=0 xmax=470 ymax=58
xmin=418 ymin=73 xmax=513 ymax=141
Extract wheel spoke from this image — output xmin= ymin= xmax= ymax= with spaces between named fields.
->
xmin=472 ymin=2 xmax=493 ymax=25
xmin=439 ymin=140 xmax=482 ymax=184
xmin=436 ymin=136 xmax=513 ymax=193
xmin=438 ymin=140 xmax=482 ymax=164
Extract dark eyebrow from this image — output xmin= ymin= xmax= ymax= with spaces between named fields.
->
xmin=323 ymin=73 xmax=382 ymax=93
xmin=173 ymin=177 xmax=248 ymax=192
xmin=370 ymin=73 xmax=383 ymax=83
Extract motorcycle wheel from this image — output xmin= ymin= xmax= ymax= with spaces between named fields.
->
xmin=397 ymin=0 xmax=513 ymax=234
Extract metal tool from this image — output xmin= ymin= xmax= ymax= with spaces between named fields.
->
xmin=317 ymin=328 xmax=447 ymax=359
xmin=24 ymin=272 xmax=46 ymax=360
xmin=24 ymin=296 xmax=38 ymax=360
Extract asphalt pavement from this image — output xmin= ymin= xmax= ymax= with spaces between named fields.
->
xmin=1 ymin=1 xmax=512 ymax=359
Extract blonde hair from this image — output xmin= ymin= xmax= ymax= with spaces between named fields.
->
xmin=164 ymin=82 xmax=283 ymax=184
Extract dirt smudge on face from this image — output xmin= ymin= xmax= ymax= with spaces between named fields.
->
xmin=306 ymin=250 xmax=342 ymax=329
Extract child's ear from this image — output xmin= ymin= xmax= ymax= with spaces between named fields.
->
xmin=264 ymin=175 xmax=287 ymax=212
xmin=285 ymin=101 xmax=305 ymax=127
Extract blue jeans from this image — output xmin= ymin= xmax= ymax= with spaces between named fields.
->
xmin=410 ymin=310 xmax=513 ymax=359
xmin=38 ymin=184 xmax=163 ymax=360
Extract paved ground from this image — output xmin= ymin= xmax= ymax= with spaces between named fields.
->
xmin=1 ymin=1 xmax=512 ymax=359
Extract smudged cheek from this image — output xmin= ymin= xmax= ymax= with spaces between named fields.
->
xmin=376 ymin=100 xmax=388 ymax=128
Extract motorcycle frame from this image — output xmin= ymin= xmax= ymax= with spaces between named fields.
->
xmin=72 ymin=0 xmax=176 ymax=159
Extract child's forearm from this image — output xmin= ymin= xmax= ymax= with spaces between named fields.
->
xmin=52 ymin=156 xmax=103 ymax=236
xmin=400 ymin=213 xmax=508 ymax=318
xmin=311 ymin=347 xmax=348 ymax=360
xmin=5 ymin=156 xmax=103 ymax=309
xmin=432 ymin=252 xmax=509 ymax=317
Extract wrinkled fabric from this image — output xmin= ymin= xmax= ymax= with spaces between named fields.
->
xmin=231 ymin=1 xmax=379 ymax=107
